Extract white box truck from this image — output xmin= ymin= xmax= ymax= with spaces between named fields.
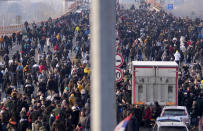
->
xmin=131 ymin=61 xmax=178 ymax=106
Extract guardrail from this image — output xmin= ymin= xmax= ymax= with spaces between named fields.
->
xmin=0 ymin=0 xmax=80 ymax=35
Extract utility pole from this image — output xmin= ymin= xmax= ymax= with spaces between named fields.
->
xmin=90 ymin=0 xmax=116 ymax=130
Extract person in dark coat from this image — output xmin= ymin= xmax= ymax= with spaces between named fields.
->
xmin=195 ymin=92 xmax=203 ymax=131
xmin=38 ymin=81 xmax=47 ymax=95
xmin=30 ymin=107 xmax=40 ymax=124
xmin=134 ymin=105 xmax=142 ymax=130
xmin=24 ymin=79 xmax=34 ymax=97
xmin=195 ymin=92 xmax=203 ymax=118
xmin=0 ymin=71 xmax=3 ymax=91
xmin=18 ymin=115 xmax=29 ymax=131
xmin=61 ymin=74 xmax=69 ymax=94
xmin=3 ymin=70 xmax=10 ymax=91
xmin=71 ymin=106 xmax=80 ymax=127
xmin=126 ymin=112 xmax=139 ymax=131
xmin=51 ymin=116 xmax=64 ymax=131
xmin=47 ymin=75 xmax=57 ymax=94
xmin=143 ymin=106 xmax=152 ymax=128
xmin=154 ymin=101 xmax=162 ymax=119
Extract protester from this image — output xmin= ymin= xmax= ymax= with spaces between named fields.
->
xmin=0 ymin=6 xmax=91 ymax=130
xmin=0 ymin=2 xmax=202 ymax=131
xmin=115 ymin=3 xmax=203 ymax=130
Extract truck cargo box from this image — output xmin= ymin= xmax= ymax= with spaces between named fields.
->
xmin=131 ymin=61 xmax=178 ymax=106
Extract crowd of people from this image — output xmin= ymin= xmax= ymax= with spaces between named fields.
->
xmin=0 ymin=2 xmax=202 ymax=131
xmin=0 ymin=7 xmax=91 ymax=131
xmin=115 ymin=5 xmax=203 ymax=131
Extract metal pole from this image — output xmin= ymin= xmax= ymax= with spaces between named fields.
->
xmin=90 ymin=0 xmax=116 ymax=130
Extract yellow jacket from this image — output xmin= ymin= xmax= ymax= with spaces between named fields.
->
xmin=56 ymin=33 xmax=60 ymax=40
xmin=84 ymin=67 xmax=90 ymax=75
xmin=77 ymin=84 xmax=83 ymax=92
xmin=69 ymin=95 xmax=75 ymax=107
xmin=75 ymin=26 xmax=80 ymax=32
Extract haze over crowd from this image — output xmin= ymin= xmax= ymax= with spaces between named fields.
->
xmin=0 ymin=0 xmax=71 ymax=26
xmin=0 ymin=0 xmax=203 ymax=26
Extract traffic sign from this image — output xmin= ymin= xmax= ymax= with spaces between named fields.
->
xmin=168 ymin=4 xmax=173 ymax=10
xmin=115 ymin=68 xmax=123 ymax=82
xmin=115 ymin=53 xmax=124 ymax=67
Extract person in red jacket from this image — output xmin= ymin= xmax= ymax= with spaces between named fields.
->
xmin=39 ymin=64 xmax=47 ymax=73
xmin=143 ymin=106 xmax=152 ymax=128
xmin=54 ymin=44 xmax=59 ymax=52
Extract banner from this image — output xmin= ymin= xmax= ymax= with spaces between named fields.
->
xmin=114 ymin=114 xmax=132 ymax=131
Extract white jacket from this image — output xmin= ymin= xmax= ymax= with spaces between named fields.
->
xmin=174 ymin=51 xmax=181 ymax=61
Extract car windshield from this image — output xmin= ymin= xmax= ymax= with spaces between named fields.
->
xmin=163 ymin=109 xmax=186 ymax=116
xmin=158 ymin=119 xmax=180 ymax=122
xmin=159 ymin=126 xmax=187 ymax=131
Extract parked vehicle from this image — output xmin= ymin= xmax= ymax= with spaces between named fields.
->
xmin=160 ymin=106 xmax=190 ymax=126
xmin=153 ymin=121 xmax=189 ymax=131
xmin=156 ymin=116 xmax=181 ymax=122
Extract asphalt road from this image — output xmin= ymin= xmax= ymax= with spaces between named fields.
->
xmin=140 ymin=127 xmax=152 ymax=131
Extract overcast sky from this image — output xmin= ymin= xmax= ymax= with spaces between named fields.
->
xmin=170 ymin=0 xmax=203 ymax=18
xmin=0 ymin=0 xmax=71 ymax=26
xmin=0 ymin=0 xmax=203 ymax=26
xmin=119 ymin=0 xmax=203 ymax=18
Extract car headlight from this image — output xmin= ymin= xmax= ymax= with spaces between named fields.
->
xmin=183 ymin=118 xmax=190 ymax=124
